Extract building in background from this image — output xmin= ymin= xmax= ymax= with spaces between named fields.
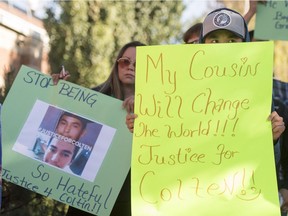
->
xmin=0 ymin=0 xmax=49 ymax=100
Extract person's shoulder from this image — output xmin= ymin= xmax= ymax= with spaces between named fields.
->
xmin=91 ymin=85 xmax=102 ymax=92
xmin=91 ymin=83 xmax=113 ymax=96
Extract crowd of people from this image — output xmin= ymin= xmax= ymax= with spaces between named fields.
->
xmin=49 ymin=1 xmax=288 ymax=215
xmin=1 ymin=0 xmax=288 ymax=215
xmin=124 ymin=2 xmax=288 ymax=216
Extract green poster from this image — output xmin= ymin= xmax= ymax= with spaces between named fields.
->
xmin=2 ymin=65 xmax=132 ymax=215
xmin=132 ymin=42 xmax=280 ymax=215
xmin=255 ymin=0 xmax=288 ymax=40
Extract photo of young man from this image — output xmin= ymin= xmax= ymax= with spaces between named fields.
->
xmin=55 ymin=111 xmax=87 ymax=142
xmin=43 ymin=138 xmax=79 ymax=170
xmin=13 ymin=100 xmax=115 ymax=181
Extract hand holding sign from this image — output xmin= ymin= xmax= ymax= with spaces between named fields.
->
xmin=132 ymin=42 xmax=279 ymax=216
xmin=2 ymin=66 xmax=132 ymax=215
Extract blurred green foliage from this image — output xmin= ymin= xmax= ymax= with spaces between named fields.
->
xmin=44 ymin=0 xmax=184 ymax=88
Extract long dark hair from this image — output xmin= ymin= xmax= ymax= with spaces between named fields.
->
xmin=183 ymin=22 xmax=202 ymax=43
xmin=95 ymin=41 xmax=146 ymax=100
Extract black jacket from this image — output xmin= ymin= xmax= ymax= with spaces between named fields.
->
xmin=274 ymin=98 xmax=288 ymax=190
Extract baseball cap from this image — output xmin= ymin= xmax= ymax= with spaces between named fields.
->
xmin=202 ymin=8 xmax=246 ymax=40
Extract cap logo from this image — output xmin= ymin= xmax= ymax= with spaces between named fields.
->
xmin=213 ymin=12 xmax=231 ymax=27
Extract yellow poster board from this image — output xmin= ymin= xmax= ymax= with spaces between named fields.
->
xmin=132 ymin=42 xmax=280 ymax=216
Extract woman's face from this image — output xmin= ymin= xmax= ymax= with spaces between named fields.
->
xmin=117 ymin=47 xmax=136 ymax=85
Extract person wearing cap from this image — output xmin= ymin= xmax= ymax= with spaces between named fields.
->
xmin=126 ymin=7 xmax=285 ymax=142
xmin=182 ymin=0 xmax=265 ymax=44
xmin=200 ymin=7 xmax=284 ymax=141
xmin=199 ymin=8 xmax=250 ymax=43
xmin=200 ymin=7 xmax=287 ymax=215
xmin=127 ymin=8 xmax=285 ymax=140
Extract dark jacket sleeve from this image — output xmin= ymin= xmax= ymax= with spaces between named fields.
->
xmin=92 ymin=83 xmax=113 ymax=97
xmin=274 ymin=99 xmax=288 ymax=189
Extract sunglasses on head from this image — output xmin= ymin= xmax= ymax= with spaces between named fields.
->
xmin=117 ymin=57 xmax=136 ymax=68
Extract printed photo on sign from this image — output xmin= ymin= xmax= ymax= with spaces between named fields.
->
xmin=13 ymin=100 xmax=116 ymax=182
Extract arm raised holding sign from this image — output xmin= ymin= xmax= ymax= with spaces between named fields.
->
xmin=51 ymin=65 xmax=70 ymax=85
xmin=182 ymin=0 xmax=266 ymax=45
xmin=243 ymin=0 xmax=267 ymax=24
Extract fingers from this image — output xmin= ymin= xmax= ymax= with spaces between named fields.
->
xmin=281 ymin=202 xmax=288 ymax=212
xmin=51 ymin=74 xmax=61 ymax=85
xmin=123 ymin=96 xmax=137 ymax=133
xmin=51 ymin=70 xmax=70 ymax=85
xmin=281 ymin=189 xmax=288 ymax=212
xmin=126 ymin=113 xmax=137 ymax=133
xmin=268 ymin=111 xmax=282 ymax=123
xmin=59 ymin=69 xmax=70 ymax=80
xmin=123 ymin=96 xmax=135 ymax=113
xmin=269 ymin=111 xmax=285 ymax=141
